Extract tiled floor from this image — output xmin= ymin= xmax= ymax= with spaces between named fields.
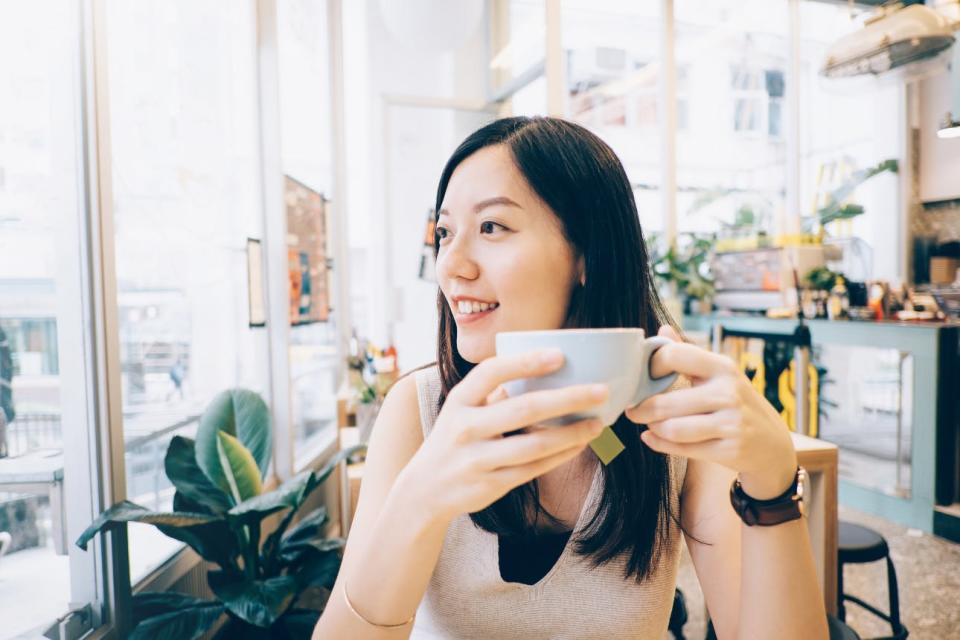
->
xmin=672 ymin=506 xmax=960 ymax=640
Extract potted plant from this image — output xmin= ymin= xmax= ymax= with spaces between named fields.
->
xmin=77 ymin=389 xmax=364 ymax=639
xmin=649 ymin=234 xmax=716 ymax=316
xmin=803 ymin=158 xmax=898 ymax=234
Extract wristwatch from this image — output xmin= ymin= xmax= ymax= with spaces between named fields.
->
xmin=729 ymin=466 xmax=806 ymax=526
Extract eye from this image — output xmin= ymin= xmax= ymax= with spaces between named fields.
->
xmin=435 ymin=225 xmax=451 ymax=244
xmin=480 ymin=220 xmax=506 ymax=234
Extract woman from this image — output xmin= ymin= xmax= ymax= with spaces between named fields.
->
xmin=314 ymin=117 xmax=827 ymax=639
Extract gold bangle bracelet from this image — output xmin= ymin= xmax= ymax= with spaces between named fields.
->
xmin=343 ymin=582 xmax=415 ymax=629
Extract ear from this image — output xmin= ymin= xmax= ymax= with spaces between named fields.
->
xmin=577 ymin=255 xmax=586 ymax=287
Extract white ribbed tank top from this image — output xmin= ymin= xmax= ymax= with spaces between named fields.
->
xmin=410 ymin=365 xmax=687 ymax=640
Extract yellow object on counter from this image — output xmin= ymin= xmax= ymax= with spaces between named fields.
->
xmin=778 ymin=361 xmax=819 ymax=438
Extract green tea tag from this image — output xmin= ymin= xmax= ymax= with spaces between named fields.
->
xmin=589 ymin=426 xmax=625 ymax=465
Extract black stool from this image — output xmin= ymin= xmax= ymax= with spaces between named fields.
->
xmin=837 ymin=521 xmax=908 ymax=639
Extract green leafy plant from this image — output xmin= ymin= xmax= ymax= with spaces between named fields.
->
xmin=804 ymin=158 xmax=898 ymax=233
xmin=649 ymin=234 xmax=716 ymax=302
xmin=76 ymin=389 xmax=364 ymax=639
xmin=802 ymin=266 xmax=842 ymax=291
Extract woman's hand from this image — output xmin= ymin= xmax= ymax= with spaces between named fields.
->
xmin=626 ymin=326 xmax=798 ymax=500
xmin=402 ymin=349 xmax=610 ymax=522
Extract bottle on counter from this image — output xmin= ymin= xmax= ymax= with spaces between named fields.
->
xmin=827 ymin=276 xmax=849 ymax=320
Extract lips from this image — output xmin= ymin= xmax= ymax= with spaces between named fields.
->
xmin=450 ymin=297 xmax=500 ymax=324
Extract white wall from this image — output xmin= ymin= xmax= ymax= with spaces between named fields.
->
xmin=342 ymin=0 xmax=490 ymax=370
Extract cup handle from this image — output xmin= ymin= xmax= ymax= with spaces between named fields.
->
xmin=630 ymin=336 xmax=678 ymax=408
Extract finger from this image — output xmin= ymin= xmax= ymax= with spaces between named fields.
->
xmin=484 ymin=385 xmax=509 ymax=406
xmin=640 ymin=429 xmax=724 ymax=460
xmin=477 ymin=418 xmax=605 ymax=468
xmin=493 ymin=440 xmax=588 ymax=489
xmin=649 ymin=341 xmax=734 ymax=381
xmin=465 ymin=383 xmax=609 ymax=439
xmin=626 ymin=380 xmax=732 ymax=423
xmin=451 ymin=349 xmax=565 ymax=406
xmin=646 ymin=413 xmax=734 ymax=444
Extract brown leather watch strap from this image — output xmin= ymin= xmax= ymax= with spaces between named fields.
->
xmin=729 ymin=467 xmax=805 ymax=527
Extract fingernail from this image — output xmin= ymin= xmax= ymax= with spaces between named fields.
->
xmin=539 ymin=349 xmax=564 ymax=366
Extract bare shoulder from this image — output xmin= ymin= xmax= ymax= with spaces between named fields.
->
xmin=366 ymin=372 xmax=424 ymax=461
xmin=338 ymin=373 xmax=424 ymax=555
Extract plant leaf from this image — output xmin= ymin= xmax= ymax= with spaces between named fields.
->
xmin=196 ymin=389 xmax=273 ymax=494
xmin=291 ymin=546 xmax=342 ymax=589
xmin=173 ymin=490 xmax=214 ymax=516
xmin=75 ymin=500 xmax=217 ymax=550
xmin=128 ymin=603 xmax=225 ymax=640
xmin=155 ymin=520 xmax=240 ymax=572
xmin=208 ymin=571 xmax=298 ymax=628
xmin=228 ymin=470 xmax=313 ymax=525
xmin=165 ymin=436 xmax=233 ymax=514
xmin=279 ymin=537 xmax=344 ymax=566
xmin=132 ymin=592 xmax=217 ymax=624
xmin=216 ymin=431 xmax=263 ymax=504
xmin=279 ymin=608 xmax=322 ymax=636
xmin=280 ymin=507 xmax=329 ymax=547
xmin=259 ymin=445 xmax=364 ymax=571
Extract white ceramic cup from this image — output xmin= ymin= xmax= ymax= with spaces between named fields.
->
xmin=495 ymin=328 xmax=678 ymax=427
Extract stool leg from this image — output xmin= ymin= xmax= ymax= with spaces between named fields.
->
xmin=885 ymin=555 xmax=905 ymax=638
xmin=837 ymin=561 xmax=846 ymax=622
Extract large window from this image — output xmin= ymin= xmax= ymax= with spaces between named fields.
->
xmin=798 ymin=2 xmax=902 ymax=282
xmin=0 ymin=1 xmax=111 ymax=636
xmin=277 ymin=0 xmax=341 ymax=463
xmin=562 ymin=0 xmax=663 ymax=235
xmin=674 ymin=0 xmax=789 ymax=238
xmin=490 ymin=0 xmax=547 ymax=114
xmin=105 ymin=0 xmax=271 ymax=582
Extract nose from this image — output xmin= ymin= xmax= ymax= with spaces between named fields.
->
xmin=436 ymin=232 xmax=479 ymax=283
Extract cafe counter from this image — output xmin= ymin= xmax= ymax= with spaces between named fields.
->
xmin=682 ymin=313 xmax=960 ymax=542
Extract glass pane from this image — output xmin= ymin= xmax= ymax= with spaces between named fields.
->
xmin=277 ymin=0 xmax=340 ymax=460
xmin=490 ymin=0 xmax=546 ymax=100
xmin=105 ymin=1 xmax=271 ymax=583
xmin=675 ymin=0 xmax=789 ymax=238
xmin=798 ymin=3 xmax=901 ymax=283
xmin=0 ymin=1 xmax=80 ymax=634
xmin=561 ymin=0 xmax=663 ymax=236
xmin=816 ymin=345 xmax=913 ymax=497
xmin=386 ymin=106 xmax=494 ymax=368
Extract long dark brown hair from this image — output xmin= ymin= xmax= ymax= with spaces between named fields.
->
xmin=432 ymin=116 xmax=679 ymax=582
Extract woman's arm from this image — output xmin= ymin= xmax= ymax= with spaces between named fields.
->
xmin=681 ymin=457 xmax=827 ymax=640
xmin=627 ymin=327 xmax=828 ymax=640
xmin=312 ymin=374 xmax=446 ymax=639
xmin=314 ymin=352 xmax=611 ymax=639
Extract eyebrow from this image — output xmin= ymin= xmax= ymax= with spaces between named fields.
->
xmin=438 ymin=196 xmax=522 ymax=216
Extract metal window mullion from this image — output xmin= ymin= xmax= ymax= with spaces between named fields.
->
xmin=660 ymin=0 xmax=677 ymax=248
xmin=327 ymin=0 xmax=352 ymax=398
xmin=786 ymin=0 xmax=802 ymax=237
xmin=71 ymin=0 xmax=132 ymax=636
xmin=545 ymin=0 xmax=564 ymax=116
xmin=255 ymin=0 xmax=294 ymax=481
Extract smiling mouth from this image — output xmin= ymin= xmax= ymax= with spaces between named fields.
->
xmin=454 ymin=300 xmax=500 ymax=315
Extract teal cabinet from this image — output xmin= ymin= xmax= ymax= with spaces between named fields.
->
xmin=682 ymin=314 xmax=959 ymax=535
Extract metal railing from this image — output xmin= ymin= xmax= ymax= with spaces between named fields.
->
xmin=0 ymin=413 xmax=63 ymax=458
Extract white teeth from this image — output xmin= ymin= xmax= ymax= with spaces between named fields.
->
xmin=456 ymin=301 xmax=499 ymax=315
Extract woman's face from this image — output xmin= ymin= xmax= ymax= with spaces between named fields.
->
xmin=436 ymin=144 xmax=582 ymax=364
